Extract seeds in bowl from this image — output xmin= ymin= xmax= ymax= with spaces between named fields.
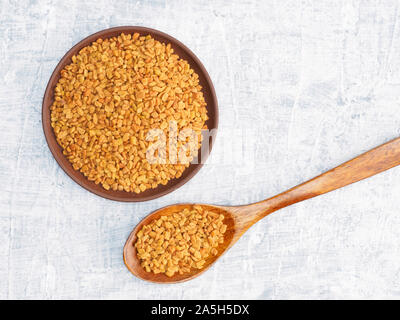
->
xmin=135 ymin=206 xmax=227 ymax=277
xmin=50 ymin=32 xmax=208 ymax=193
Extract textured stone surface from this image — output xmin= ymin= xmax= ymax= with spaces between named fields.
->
xmin=2 ymin=0 xmax=400 ymax=299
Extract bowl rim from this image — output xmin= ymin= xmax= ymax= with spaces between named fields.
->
xmin=42 ymin=26 xmax=218 ymax=202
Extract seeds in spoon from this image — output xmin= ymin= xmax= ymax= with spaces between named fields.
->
xmin=135 ymin=206 xmax=227 ymax=277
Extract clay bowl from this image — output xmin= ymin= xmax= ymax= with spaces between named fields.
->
xmin=42 ymin=26 xmax=218 ymax=202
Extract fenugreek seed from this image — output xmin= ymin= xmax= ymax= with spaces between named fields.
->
xmin=50 ymin=32 xmax=208 ymax=194
xmin=135 ymin=206 xmax=227 ymax=277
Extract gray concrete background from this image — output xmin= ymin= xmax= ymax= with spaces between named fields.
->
xmin=2 ymin=0 xmax=400 ymax=299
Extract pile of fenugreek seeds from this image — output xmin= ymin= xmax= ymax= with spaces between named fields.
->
xmin=135 ymin=206 xmax=227 ymax=277
xmin=50 ymin=33 xmax=208 ymax=193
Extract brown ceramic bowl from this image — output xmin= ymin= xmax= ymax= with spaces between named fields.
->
xmin=42 ymin=26 xmax=218 ymax=202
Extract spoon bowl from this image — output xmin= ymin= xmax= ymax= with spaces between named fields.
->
xmin=124 ymin=136 xmax=400 ymax=283
xmin=123 ymin=204 xmax=236 ymax=283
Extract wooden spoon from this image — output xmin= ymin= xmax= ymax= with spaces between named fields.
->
xmin=124 ymin=136 xmax=400 ymax=283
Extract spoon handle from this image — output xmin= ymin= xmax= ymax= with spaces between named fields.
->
xmin=249 ymin=136 xmax=400 ymax=221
